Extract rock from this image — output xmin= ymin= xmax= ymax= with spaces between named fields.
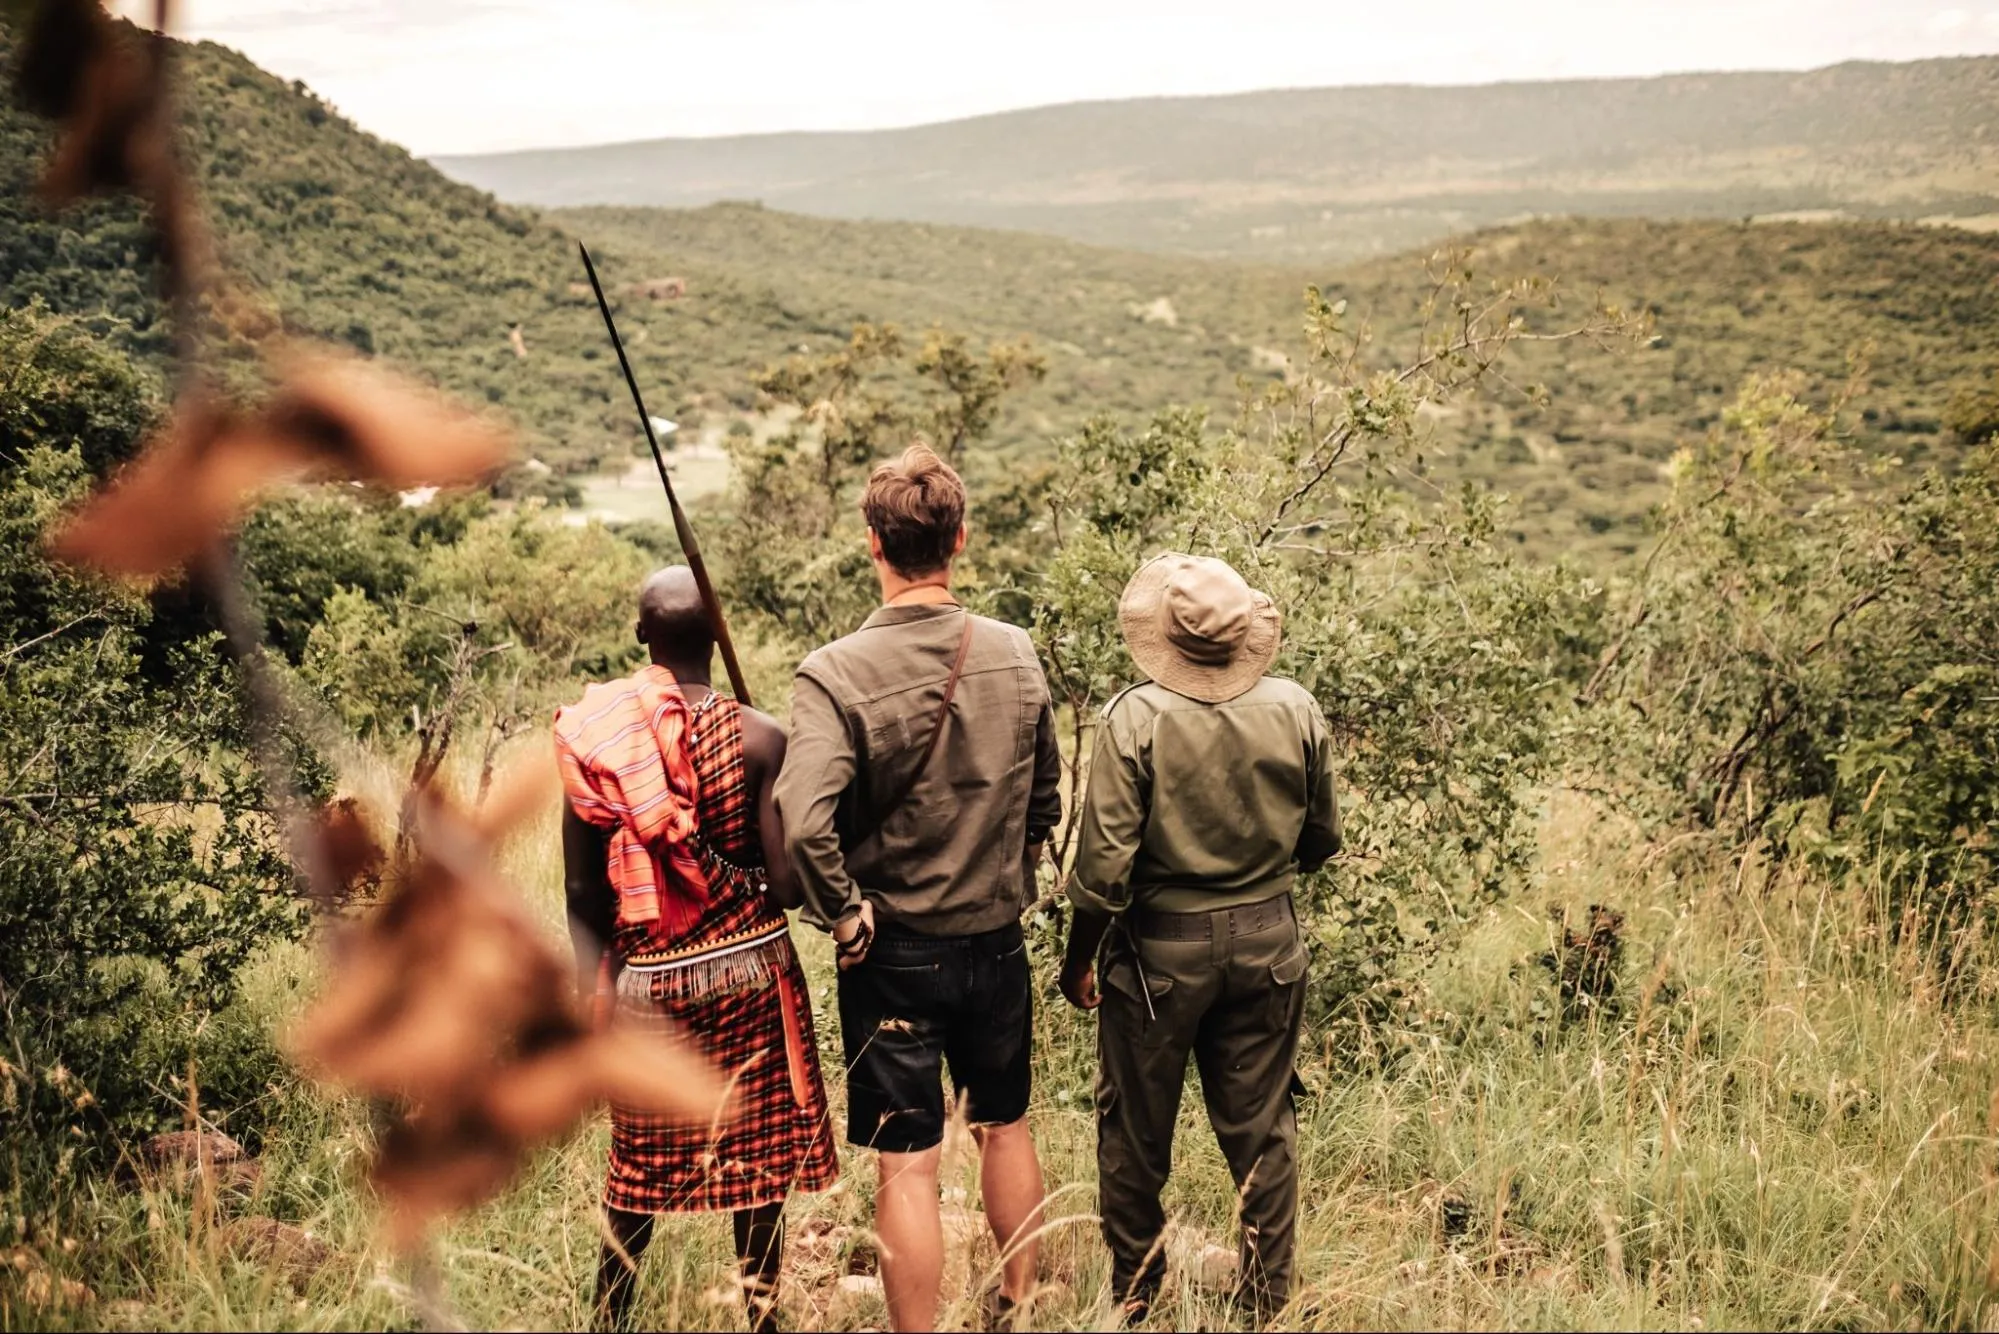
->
xmin=1195 ymin=1243 xmax=1239 ymax=1291
xmin=21 ymin=1268 xmax=94 ymax=1310
xmin=128 ymin=1130 xmax=261 ymax=1197
xmin=220 ymin=1217 xmax=336 ymax=1291
xmin=7 ymin=1250 xmax=93 ymax=1310
xmin=789 ymin=1218 xmax=850 ymax=1269
xmin=102 ymin=1297 xmax=152 ymax=1327
xmin=630 ymin=277 xmax=687 ymax=301
xmin=837 ymin=1272 xmax=883 ymax=1301
xmin=141 ymin=1129 xmax=246 ymax=1168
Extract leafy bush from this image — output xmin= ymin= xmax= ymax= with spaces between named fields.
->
xmin=0 ymin=442 xmax=304 ymax=1144
xmin=1580 ymin=375 xmax=1999 ymax=926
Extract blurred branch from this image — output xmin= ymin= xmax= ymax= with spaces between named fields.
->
xmin=1 ymin=609 xmax=109 ymax=662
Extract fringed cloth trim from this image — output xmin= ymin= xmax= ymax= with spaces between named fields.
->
xmin=618 ymin=918 xmax=792 ymax=1002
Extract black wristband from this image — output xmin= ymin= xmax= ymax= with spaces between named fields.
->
xmin=835 ymin=917 xmax=873 ymax=958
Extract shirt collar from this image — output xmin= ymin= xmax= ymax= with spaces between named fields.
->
xmin=859 ymin=602 xmax=965 ymax=630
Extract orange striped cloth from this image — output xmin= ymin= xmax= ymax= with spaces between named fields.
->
xmin=553 ymin=665 xmax=712 ymax=938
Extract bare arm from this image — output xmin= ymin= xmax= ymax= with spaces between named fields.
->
xmin=740 ymin=706 xmax=802 ymax=910
xmin=562 ymin=804 xmax=614 ymax=1002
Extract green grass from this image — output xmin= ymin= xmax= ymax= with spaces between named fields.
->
xmin=572 ymin=451 xmax=735 ymax=524
xmin=10 ymin=791 xmax=1999 ymax=1331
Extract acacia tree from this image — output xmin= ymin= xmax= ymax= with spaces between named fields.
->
xmin=722 ymin=321 xmax=1048 ymax=648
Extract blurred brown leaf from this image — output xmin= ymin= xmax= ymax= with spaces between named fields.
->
xmin=14 ymin=0 xmax=110 ymax=121
xmin=486 ymin=1027 xmax=731 ymax=1143
xmin=15 ymin=0 xmax=169 ymax=205
xmin=292 ymin=826 xmax=728 ymax=1249
xmin=264 ymin=354 xmax=513 ymax=490
xmin=48 ymin=355 xmax=514 ymax=578
xmin=291 ymin=860 xmax=548 ymax=1101
xmin=369 ymin=1024 xmax=729 ymax=1249
xmin=315 ymin=797 xmax=385 ymax=905
xmin=46 ymin=397 xmax=303 ymax=578
xmin=466 ymin=741 xmax=559 ymax=846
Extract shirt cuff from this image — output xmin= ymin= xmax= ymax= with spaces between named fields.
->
xmin=1065 ymin=872 xmax=1128 ymax=917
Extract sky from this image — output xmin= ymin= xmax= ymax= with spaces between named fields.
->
xmin=125 ymin=0 xmax=1999 ymax=157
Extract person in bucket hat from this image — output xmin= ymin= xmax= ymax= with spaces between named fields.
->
xmin=1060 ymin=552 xmax=1342 ymax=1328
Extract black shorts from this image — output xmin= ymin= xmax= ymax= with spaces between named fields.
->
xmin=836 ymin=919 xmax=1033 ymax=1153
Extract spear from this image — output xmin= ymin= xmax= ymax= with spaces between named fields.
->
xmin=577 ymin=240 xmax=752 ymax=706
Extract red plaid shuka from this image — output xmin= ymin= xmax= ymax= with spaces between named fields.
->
xmin=560 ymin=682 xmax=837 ymax=1215
xmin=553 ymin=664 xmax=709 ymax=934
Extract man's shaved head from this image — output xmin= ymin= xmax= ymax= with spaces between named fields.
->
xmin=637 ymin=566 xmax=714 ymax=667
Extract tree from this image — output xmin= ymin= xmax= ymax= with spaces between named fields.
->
xmin=1013 ymin=266 xmax=1633 ymax=1060
xmin=723 ymin=321 xmax=1049 ymax=648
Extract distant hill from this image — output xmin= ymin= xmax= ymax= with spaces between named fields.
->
xmin=5 ymin=22 xmax=1995 ymax=556
xmin=571 ymin=204 xmax=1999 ymax=551
xmin=437 ymin=59 xmax=1999 ymax=263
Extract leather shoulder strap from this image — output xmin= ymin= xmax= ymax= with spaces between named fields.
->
xmin=855 ymin=612 xmax=975 ymax=847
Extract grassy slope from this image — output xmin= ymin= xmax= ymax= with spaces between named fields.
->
xmin=0 ymin=25 xmax=823 ymax=478
xmin=438 ymin=57 xmax=1999 ymax=262
xmin=15 ymin=793 xmax=1999 ymax=1330
xmin=566 ymin=204 xmax=1999 ymax=553
xmin=6 ymin=25 xmax=1996 ymax=555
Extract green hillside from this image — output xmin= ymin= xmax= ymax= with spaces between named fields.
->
xmin=439 ymin=58 xmax=1999 ymax=263
xmin=0 ymin=24 xmax=1293 ymax=488
xmin=564 ymin=203 xmax=1999 ymax=551
xmin=6 ymin=23 xmax=1996 ymax=555
xmin=0 ymin=24 xmax=827 ymax=488
xmin=1338 ymin=217 xmax=1999 ymax=548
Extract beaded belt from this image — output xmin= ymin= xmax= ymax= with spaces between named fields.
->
xmin=622 ymin=915 xmax=789 ymax=971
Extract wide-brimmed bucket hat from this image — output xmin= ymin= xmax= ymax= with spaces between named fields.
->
xmin=1117 ymin=552 xmax=1282 ymax=703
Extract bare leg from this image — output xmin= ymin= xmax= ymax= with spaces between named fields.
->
xmin=971 ymin=1117 xmax=1044 ymax=1304
xmin=733 ymin=1201 xmax=785 ymax=1334
xmin=875 ymin=1146 xmax=944 ymax=1332
xmin=595 ymin=1207 xmax=655 ymax=1331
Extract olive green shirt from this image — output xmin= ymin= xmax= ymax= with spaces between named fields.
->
xmin=1068 ymin=677 xmax=1340 ymax=916
xmin=777 ymin=604 xmax=1063 ymax=936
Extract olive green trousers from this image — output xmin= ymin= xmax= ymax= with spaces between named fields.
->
xmin=1094 ymin=901 xmax=1309 ymax=1322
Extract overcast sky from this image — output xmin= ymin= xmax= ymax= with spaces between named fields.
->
xmin=128 ymin=1 xmax=1999 ymax=156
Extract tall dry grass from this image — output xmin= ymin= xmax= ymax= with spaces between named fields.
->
xmin=8 ymin=789 xmax=1999 ymax=1331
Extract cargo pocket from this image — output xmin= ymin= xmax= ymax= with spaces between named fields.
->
xmin=1268 ymin=938 xmax=1309 ymax=1027
xmin=1269 ymin=940 xmax=1309 ymax=987
xmin=1102 ymin=957 xmax=1173 ymax=1035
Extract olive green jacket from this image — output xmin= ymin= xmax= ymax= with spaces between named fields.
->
xmin=1067 ymin=677 xmax=1340 ymax=916
xmin=777 ymin=603 xmax=1063 ymax=936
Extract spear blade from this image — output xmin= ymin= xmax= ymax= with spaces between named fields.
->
xmin=577 ymin=241 xmax=752 ymax=707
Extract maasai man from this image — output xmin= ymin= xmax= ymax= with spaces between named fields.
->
xmin=557 ymin=567 xmax=838 ymax=1333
